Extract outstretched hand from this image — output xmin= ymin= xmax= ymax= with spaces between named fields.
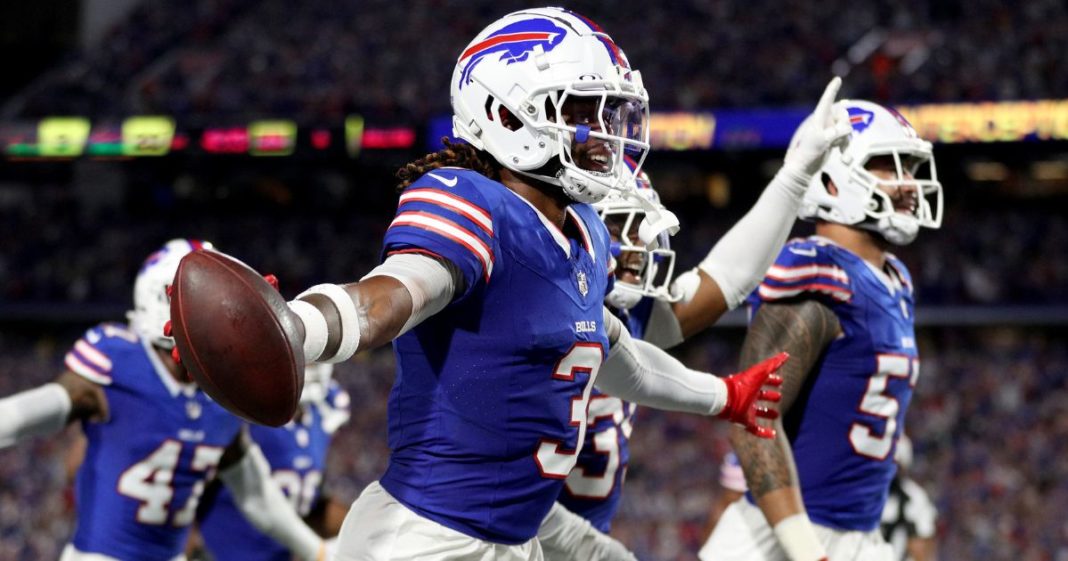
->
xmin=717 ymin=352 xmax=788 ymax=438
xmin=783 ymin=77 xmax=853 ymax=177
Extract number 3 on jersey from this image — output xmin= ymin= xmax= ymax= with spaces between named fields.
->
xmin=564 ymin=395 xmax=632 ymax=499
xmin=535 ymin=343 xmax=604 ymax=479
xmin=849 ymin=354 xmax=919 ymax=460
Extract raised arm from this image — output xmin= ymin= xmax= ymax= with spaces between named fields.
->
xmin=670 ymin=77 xmax=852 ymax=338
xmin=729 ymin=300 xmax=841 ymax=561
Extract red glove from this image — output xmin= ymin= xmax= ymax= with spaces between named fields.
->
xmin=717 ymin=352 xmax=788 ymax=438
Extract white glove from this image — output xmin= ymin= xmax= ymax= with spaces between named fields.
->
xmin=782 ymin=77 xmax=853 ymax=179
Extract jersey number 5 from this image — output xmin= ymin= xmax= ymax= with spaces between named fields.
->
xmin=535 ymin=343 xmax=604 ymax=479
xmin=849 ymin=354 xmax=919 ymax=460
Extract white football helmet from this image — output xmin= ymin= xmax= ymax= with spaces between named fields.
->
xmin=127 ymin=239 xmax=212 ymax=348
xmin=594 ymin=159 xmax=679 ymax=309
xmin=451 ymin=7 xmax=650 ymax=203
xmin=798 ymin=99 xmax=943 ymax=245
xmin=300 ymin=363 xmax=334 ymax=406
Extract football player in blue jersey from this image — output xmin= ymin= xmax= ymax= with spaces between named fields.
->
xmin=542 ymin=72 xmax=855 ymax=550
xmin=182 ymin=8 xmax=797 ymax=561
xmin=700 ymin=100 xmax=943 ymax=561
xmin=195 ymin=363 xmax=351 ymax=561
xmin=0 ymin=240 xmax=333 ymax=561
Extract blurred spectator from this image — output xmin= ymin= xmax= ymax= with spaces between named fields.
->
xmin=7 ymin=0 xmax=1068 ymax=121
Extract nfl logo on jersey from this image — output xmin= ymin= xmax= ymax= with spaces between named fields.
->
xmin=576 ymin=271 xmax=589 ymax=297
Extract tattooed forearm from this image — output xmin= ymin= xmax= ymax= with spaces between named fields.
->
xmin=730 ymin=300 xmax=841 ymax=500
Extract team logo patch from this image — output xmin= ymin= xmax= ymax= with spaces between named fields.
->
xmin=847 ymin=107 xmax=876 ymax=133
xmin=458 ymin=18 xmax=567 ymax=88
xmin=185 ymin=400 xmax=202 ymax=420
xmin=576 ymin=270 xmax=589 ymax=297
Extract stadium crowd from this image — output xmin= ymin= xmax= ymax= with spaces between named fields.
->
xmin=2 ymin=171 xmax=1065 ymax=309
xmin=2 ymin=1 xmax=1067 ymax=559
xmin=7 ymin=0 xmax=1068 ymax=121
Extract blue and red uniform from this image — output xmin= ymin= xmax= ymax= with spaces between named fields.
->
xmin=747 ymin=236 xmax=919 ymax=531
xmin=556 ymin=300 xmax=652 ymax=532
xmin=377 ymin=167 xmax=613 ymax=544
xmin=63 ymin=323 xmax=241 ymax=560
xmin=197 ymin=383 xmax=350 ymax=561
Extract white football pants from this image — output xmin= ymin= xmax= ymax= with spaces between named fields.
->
xmin=699 ymin=498 xmax=894 ymax=561
xmin=333 ymin=480 xmax=543 ymax=561
xmin=60 ymin=545 xmax=186 ymax=561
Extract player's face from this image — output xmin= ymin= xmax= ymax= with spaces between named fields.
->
xmin=604 ymin=214 xmax=647 ymax=285
xmin=866 ymin=155 xmax=919 ymax=215
xmin=560 ymin=96 xmax=615 ymax=174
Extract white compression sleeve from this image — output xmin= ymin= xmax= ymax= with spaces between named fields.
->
xmin=537 ymin=502 xmax=638 ymax=561
xmin=361 ymin=252 xmax=457 ymax=335
xmin=598 ymin=310 xmax=727 ymax=415
xmin=289 ymin=253 xmax=457 ymax=364
xmin=220 ymin=444 xmax=322 ymax=561
xmin=698 ymin=167 xmax=810 ymax=309
xmin=0 ymin=383 xmax=72 ymax=449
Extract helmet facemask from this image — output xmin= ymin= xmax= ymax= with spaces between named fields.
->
xmin=848 ymin=145 xmax=943 ymax=245
xmin=542 ymin=85 xmax=650 ymax=203
xmin=800 ymin=100 xmax=944 ymax=246
xmin=595 ymin=166 xmax=679 ymax=309
xmin=451 ymin=8 xmax=650 ymax=204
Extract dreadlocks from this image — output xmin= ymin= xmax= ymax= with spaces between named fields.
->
xmin=396 ymin=138 xmax=500 ymax=191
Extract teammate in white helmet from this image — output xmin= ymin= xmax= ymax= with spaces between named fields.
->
xmin=177 ymin=8 xmax=795 ymax=561
xmin=701 ymin=99 xmax=943 ymax=561
xmin=0 ymin=239 xmax=334 ymax=561
xmin=195 ymin=363 xmax=352 ymax=561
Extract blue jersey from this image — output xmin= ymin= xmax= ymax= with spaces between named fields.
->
xmin=747 ymin=237 xmax=919 ymax=531
xmin=556 ymin=300 xmax=651 ymax=532
xmin=63 ymin=323 xmax=242 ymax=560
xmin=197 ymin=383 xmax=351 ymax=561
xmin=377 ymin=168 xmax=613 ymax=544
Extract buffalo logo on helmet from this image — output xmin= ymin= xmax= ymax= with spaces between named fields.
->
xmin=458 ymin=18 xmax=568 ymax=88
xmin=847 ymin=106 xmax=876 ymax=133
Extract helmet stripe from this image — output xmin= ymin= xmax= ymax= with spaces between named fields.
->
xmin=460 ymin=32 xmax=554 ymax=61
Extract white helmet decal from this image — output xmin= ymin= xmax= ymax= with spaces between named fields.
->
xmin=451 ymin=7 xmax=650 ymax=203
xmin=127 ymin=239 xmax=212 ymax=348
xmin=798 ymin=100 xmax=943 ymax=245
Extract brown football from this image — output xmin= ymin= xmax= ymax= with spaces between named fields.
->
xmin=170 ymin=250 xmax=304 ymax=427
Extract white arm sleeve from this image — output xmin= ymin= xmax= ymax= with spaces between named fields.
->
xmin=0 ymin=383 xmax=72 ymax=449
xmin=598 ymin=309 xmax=727 ymax=415
xmin=698 ymin=168 xmax=809 ymax=309
xmin=290 ymin=253 xmax=458 ymax=363
xmin=537 ymin=502 xmax=638 ymax=561
xmin=220 ymin=445 xmax=321 ymax=561
xmin=361 ymin=252 xmax=458 ymax=335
